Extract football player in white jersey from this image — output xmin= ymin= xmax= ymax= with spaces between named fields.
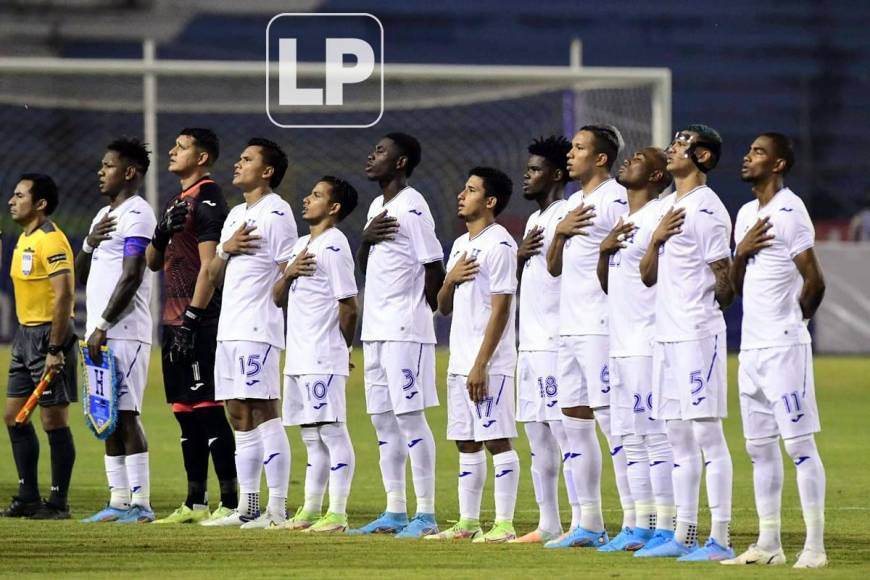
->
xmin=638 ymin=124 xmax=736 ymax=561
xmin=597 ymin=147 xmax=676 ymax=554
xmin=722 ymin=133 xmax=827 ymax=569
xmin=205 ymin=138 xmax=298 ymax=528
xmin=350 ymin=133 xmax=445 ymax=538
xmin=274 ymin=176 xmax=359 ymax=534
xmin=77 ymin=138 xmax=158 ymax=523
xmin=512 ymin=136 xmax=579 ymax=544
xmin=428 ymin=167 xmax=518 ymax=543
xmin=544 ymin=125 xmax=632 ymax=549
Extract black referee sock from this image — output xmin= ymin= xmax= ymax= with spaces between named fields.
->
xmin=174 ymin=411 xmax=208 ymax=508
xmin=46 ymin=427 xmax=75 ymax=507
xmin=197 ymin=406 xmax=238 ymax=509
xmin=8 ymin=423 xmax=40 ymax=501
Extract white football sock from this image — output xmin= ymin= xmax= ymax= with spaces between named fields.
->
xmin=300 ymin=426 xmax=329 ymax=514
xmin=125 ymin=452 xmax=150 ymax=510
xmin=395 ymin=411 xmax=436 ymax=514
xmin=259 ymin=418 xmax=290 ymax=519
xmin=746 ymin=436 xmax=783 ymax=551
xmin=595 ymin=407 xmax=635 ymax=529
xmin=320 ymin=422 xmax=355 ymax=515
xmin=104 ymin=455 xmax=130 ymax=509
xmin=492 ymin=449 xmax=520 ymax=523
xmin=370 ymin=411 xmax=407 ymax=514
xmin=458 ymin=450 xmax=486 ymax=521
xmin=549 ymin=421 xmax=581 ymax=528
xmin=524 ymin=422 xmax=562 ymax=534
xmin=623 ymin=434 xmax=654 ymax=530
xmin=667 ymin=419 xmax=701 ymax=543
xmin=562 ymin=415 xmax=603 ymax=532
xmin=784 ymin=434 xmax=826 ymax=553
xmin=234 ymin=428 xmax=263 ymax=517
xmin=693 ymin=418 xmax=732 ymax=546
xmin=646 ymin=432 xmax=676 ymax=531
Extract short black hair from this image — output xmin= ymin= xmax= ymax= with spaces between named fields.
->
xmin=19 ymin=173 xmax=58 ymax=215
xmin=684 ymin=123 xmax=723 ymax=172
xmin=247 ymin=137 xmax=288 ymax=188
xmin=180 ymin=128 xmax=220 ymax=165
xmin=319 ymin=176 xmax=359 ymax=222
xmin=759 ymin=132 xmax=795 ymax=175
xmin=469 ymin=166 xmax=512 ymax=216
xmin=528 ymin=135 xmax=571 ymax=183
xmin=107 ymin=137 xmax=150 ymax=175
xmin=579 ymin=124 xmax=623 ymax=170
xmin=384 ymin=132 xmax=422 ymax=177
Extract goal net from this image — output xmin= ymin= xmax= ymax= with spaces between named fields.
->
xmin=0 ymin=58 xmax=669 ymax=338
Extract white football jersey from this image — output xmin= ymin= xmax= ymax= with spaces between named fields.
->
xmin=360 ymin=186 xmax=443 ymax=344
xmin=85 ymin=195 xmax=157 ymax=343
xmin=217 ymin=193 xmax=298 ymax=349
xmin=607 ymin=198 xmax=659 ymax=357
xmin=653 ymin=186 xmax=732 ymax=342
xmin=284 ymin=228 xmax=358 ymax=376
xmin=557 ymin=178 xmax=628 ymax=336
xmin=735 ymin=188 xmax=814 ymax=349
xmin=446 ymin=223 xmax=517 ymax=377
xmin=518 ymin=199 xmax=566 ymax=352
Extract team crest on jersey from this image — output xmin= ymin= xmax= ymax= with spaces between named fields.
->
xmin=21 ymin=251 xmax=34 ymax=275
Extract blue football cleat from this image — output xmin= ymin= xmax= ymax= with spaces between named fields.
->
xmin=634 ymin=529 xmax=675 ymax=556
xmin=599 ymin=527 xmax=654 ymax=552
xmin=677 ymin=537 xmax=735 ymax=562
xmin=395 ymin=513 xmax=438 ymax=538
xmin=80 ymin=504 xmax=129 ymax=523
xmin=544 ymin=526 xmax=609 ymax=549
xmin=116 ymin=504 xmax=155 ymax=523
xmin=634 ymin=537 xmax=697 ymax=558
xmin=346 ymin=511 xmax=409 ymax=535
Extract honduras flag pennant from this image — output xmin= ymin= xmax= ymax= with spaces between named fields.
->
xmin=80 ymin=341 xmax=120 ymax=440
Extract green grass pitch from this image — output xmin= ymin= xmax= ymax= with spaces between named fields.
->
xmin=0 ymin=348 xmax=868 ymax=578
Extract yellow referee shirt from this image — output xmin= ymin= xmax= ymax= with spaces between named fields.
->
xmin=10 ymin=221 xmax=75 ymax=326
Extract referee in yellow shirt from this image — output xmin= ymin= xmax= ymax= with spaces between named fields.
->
xmin=2 ymin=174 xmax=77 ymax=519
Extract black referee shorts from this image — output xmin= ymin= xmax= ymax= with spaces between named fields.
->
xmin=7 ymin=324 xmax=77 ymax=406
xmin=161 ymin=322 xmax=218 ymax=404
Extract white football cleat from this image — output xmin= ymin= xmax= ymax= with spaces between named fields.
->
xmin=199 ymin=509 xmax=253 ymax=527
xmin=721 ymin=544 xmax=786 ymax=566
xmin=793 ymin=550 xmax=828 ymax=569
xmin=240 ymin=509 xmax=286 ymax=529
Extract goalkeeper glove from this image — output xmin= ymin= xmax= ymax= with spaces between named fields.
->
xmin=169 ymin=305 xmax=205 ymax=364
xmin=152 ymin=199 xmax=190 ymax=251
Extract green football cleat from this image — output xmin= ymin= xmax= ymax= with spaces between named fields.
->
xmin=304 ymin=512 xmax=348 ymax=533
xmin=424 ymin=518 xmax=482 ymax=541
xmin=473 ymin=521 xmax=517 ymax=544
xmin=199 ymin=503 xmax=236 ymax=526
xmin=285 ymin=506 xmax=321 ymax=530
xmin=153 ymin=504 xmax=210 ymax=524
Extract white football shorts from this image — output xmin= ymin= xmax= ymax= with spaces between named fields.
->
xmin=214 ymin=340 xmax=281 ymax=401
xmin=558 ymin=334 xmax=611 ymax=410
xmin=447 ymin=373 xmax=517 ymax=442
xmin=738 ymin=344 xmax=820 ymax=440
xmin=363 ymin=341 xmax=438 ymax=415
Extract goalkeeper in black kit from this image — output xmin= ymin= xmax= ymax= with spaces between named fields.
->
xmin=145 ymin=128 xmax=238 ymax=524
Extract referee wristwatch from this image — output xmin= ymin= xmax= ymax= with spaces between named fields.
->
xmin=47 ymin=344 xmax=62 ymax=356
